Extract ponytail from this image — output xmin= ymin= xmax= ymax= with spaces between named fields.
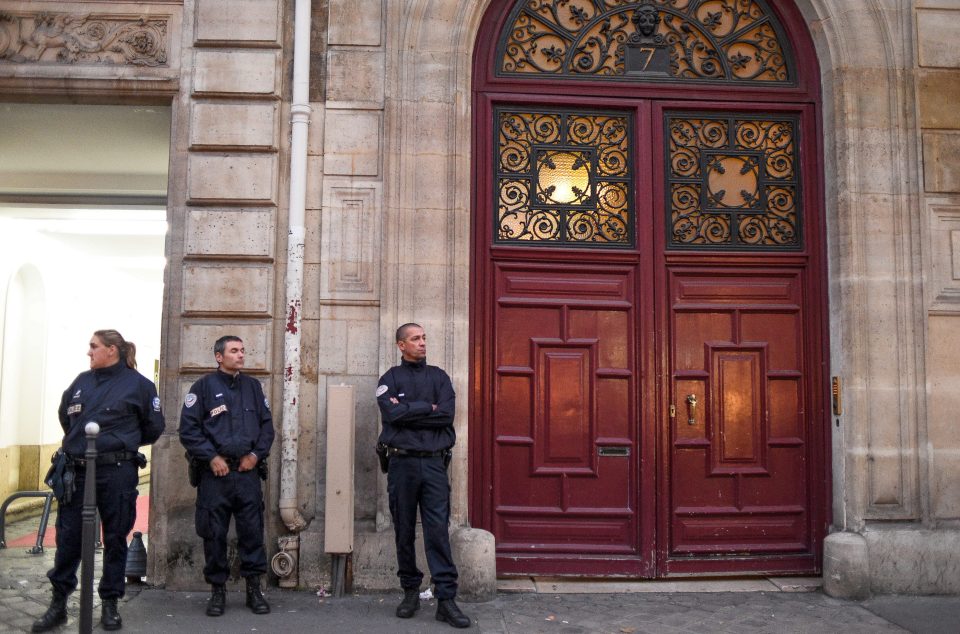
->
xmin=93 ymin=329 xmax=138 ymax=369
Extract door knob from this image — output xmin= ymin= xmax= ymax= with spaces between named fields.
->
xmin=685 ymin=394 xmax=698 ymax=425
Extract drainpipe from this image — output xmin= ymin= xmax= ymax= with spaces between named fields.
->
xmin=279 ymin=0 xmax=312 ymax=535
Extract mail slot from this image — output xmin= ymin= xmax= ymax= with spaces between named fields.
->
xmin=597 ymin=446 xmax=630 ymax=457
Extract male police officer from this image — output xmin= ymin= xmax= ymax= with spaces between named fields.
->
xmin=179 ymin=335 xmax=274 ymax=617
xmin=376 ymin=323 xmax=471 ymax=628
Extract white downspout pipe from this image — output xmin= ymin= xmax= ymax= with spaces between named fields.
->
xmin=279 ymin=0 xmax=312 ymax=533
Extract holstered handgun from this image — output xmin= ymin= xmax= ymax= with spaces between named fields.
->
xmin=375 ymin=442 xmax=390 ymax=474
xmin=44 ymin=449 xmax=75 ymax=504
xmin=186 ymin=452 xmax=201 ymax=487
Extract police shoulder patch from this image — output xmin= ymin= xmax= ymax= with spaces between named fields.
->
xmin=264 ymin=397 xmax=270 ymax=409
xmin=152 ymin=397 xmax=162 ymax=412
xmin=184 ymin=393 xmax=197 ymax=408
xmin=376 ymin=385 xmax=388 ymax=397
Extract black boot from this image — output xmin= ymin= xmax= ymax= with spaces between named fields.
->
xmin=436 ymin=598 xmax=471 ymax=628
xmin=100 ymin=598 xmax=122 ymax=631
xmin=395 ymin=587 xmax=420 ymax=618
xmin=206 ymin=584 xmax=226 ymax=617
xmin=245 ymin=576 xmax=270 ymax=614
xmin=31 ymin=590 xmax=67 ymax=632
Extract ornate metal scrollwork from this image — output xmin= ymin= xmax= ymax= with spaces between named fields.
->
xmin=0 ymin=11 xmax=168 ymax=67
xmin=667 ymin=115 xmax=800 ymax=248
xmin=497 ymin=109 xmax=633 ymax=245
xmin=498 ymin=0 xmax=792 ymax=84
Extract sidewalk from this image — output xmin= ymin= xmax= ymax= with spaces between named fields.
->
xmin=2 ymin=512 xmax=959 ymax=633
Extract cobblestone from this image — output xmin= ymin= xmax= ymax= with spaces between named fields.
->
xmin=2 ymin=511 xmax=959 ymax=633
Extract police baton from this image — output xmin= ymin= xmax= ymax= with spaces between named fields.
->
xmin=79 ymin=422 xmax=99 ymax=634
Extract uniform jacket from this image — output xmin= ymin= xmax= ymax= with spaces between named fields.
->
xmin=58 ymin=360 xmax=165 ymax=456
xmin=376 ymin=358 xmax=456 ymax=452
xmin=179 ymin=369 xmax=274 ymax=462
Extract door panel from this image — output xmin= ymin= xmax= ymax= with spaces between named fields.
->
xmin=475 ymin=98 xmax=825 ymax=577
xmin=667 ymin=268 xmax=812 ymax=560
xmin=492 ymin=263 xmax=639 ymax=558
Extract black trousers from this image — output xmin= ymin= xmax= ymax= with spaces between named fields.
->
xmin=195 ymin=468 xmax=266 ymax=585
xmin=48 ymin=461 xmax=139 ymax=599
xmin=387 ymin=455 xmax=458 ymax=599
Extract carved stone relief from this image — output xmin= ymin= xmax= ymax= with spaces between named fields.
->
xmin=0 ymin=11 xmax=168 ymax=66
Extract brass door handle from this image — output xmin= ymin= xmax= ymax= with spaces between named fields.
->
xmin=686 ymin=394 xmax=698 ymax=425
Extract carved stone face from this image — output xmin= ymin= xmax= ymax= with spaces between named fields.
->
xmin=635 ymin=5 xmax=660 ymax=37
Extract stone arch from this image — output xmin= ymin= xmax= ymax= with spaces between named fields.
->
xmin=792 ymin=0 xmax=926 ymax=529
xmin=381 ymin=0 xmax=926 ymax=576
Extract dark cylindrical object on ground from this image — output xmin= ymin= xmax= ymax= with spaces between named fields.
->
xmin=79 ymin=422 xmax=99 ymax=634
xmin=126 ymin=531 xmax=147 ymax=582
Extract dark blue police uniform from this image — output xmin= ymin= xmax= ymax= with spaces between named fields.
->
xmin=377 ymin=357 xmax=459 ymax=599
xmin=49 ymin=360 xmax=165 ymax=600
xmin=179 ymin=369 xmax=274 ymax=585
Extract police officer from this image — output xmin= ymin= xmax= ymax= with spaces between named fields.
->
xmin=377 ymin=323 xmax=471 ymax=628
xmin=179 ymin=335 xmax=274 ymax=617
xmin=33 ymin=330 xmax=165 ymax=633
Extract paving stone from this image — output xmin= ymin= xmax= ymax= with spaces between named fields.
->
xmin=0 ymin=511 xmax=954 ymax=634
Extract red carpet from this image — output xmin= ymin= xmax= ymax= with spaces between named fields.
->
xmin=7 ymin=495 xmax=150 ymax=548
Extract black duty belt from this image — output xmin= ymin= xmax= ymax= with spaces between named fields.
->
xmin=385 ymin=447 xmax=450 ymax=458
xmin=69 ymin=451 xmax=137 ymax=466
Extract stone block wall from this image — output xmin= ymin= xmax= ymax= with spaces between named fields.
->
xmin=296 ymin=0 xmax=386 ymax=589
xmin=151 ymin=0 xmax=287 ymax=590
xmin=918 ymin=0 xmax=960 ymax=529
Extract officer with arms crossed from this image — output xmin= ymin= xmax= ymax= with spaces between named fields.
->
xmin=179 ymin=335 xmax=274 ymax=617
xmin=377 ymin=323 xmax=471 ymax=628
xmin=33 ymin=329 xmax=165 ymax=632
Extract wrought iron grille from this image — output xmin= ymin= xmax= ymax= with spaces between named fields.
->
xmin=666 ymin=114 xmax=801 ymax=249
xmin=496 ymin=108 xmax=633 ymax=246
xmin=497 ymin=0 xmax=793 ymax=84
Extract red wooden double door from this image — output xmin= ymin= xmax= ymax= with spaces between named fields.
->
xmin=470 ymin=99 xmax=828 ymax=577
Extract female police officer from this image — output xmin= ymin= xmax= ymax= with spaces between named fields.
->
xmin=32 ymin=329 xmax=165 ymax=632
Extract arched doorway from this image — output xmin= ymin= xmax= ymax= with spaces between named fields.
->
xmin=470 ymin=0 xmax=829 ymax=577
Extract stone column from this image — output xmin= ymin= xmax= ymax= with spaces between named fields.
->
xmin=152 ymin=0 xmax=286 ymax=589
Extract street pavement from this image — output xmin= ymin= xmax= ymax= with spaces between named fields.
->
xmin=2 ymin=513 xmax=959 ymax=633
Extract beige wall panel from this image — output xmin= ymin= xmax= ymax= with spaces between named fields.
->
xmin=305 ymin=155 xmax=324 ymax=210
xmin=185 ymin=209 xmax=275 ymax=257
xmin=917 ymin=70 xmax=960 ymax=129
xmin=843 ymin=192 xmax=916 ymax=516
xmin=187 ymin=154 xmax=278 ymax=204
xmin=307 ymin=104 xmax=326 ymax=157
xmin=192 ymin=50 xmax=280 ymax=96
xmin=179 ymin=323 xmax=271 ymax=371
xmin=323 ymin=111 xmax=381 ymax=176
xmin=326 ymin=49 xmax=385 ymax=107
xmin=404 ymin=50 xmax=458 ymax=103
xmin=923 ymin=132 xmax=960 ymax=193
xmin=321 ymin=184 xmax=381 ymax=299
xmin=316 ymin=318 xmax=348 ymax=375
xmin=195 ymin=0 xmax=281 ymax=45
xmin=917 ymin=9 xmax=960 ymax=68
xmin=928 ymin=202 xmax=960 ymax=311
xmin=917 ymin=0 xmax=960 ymax=7
xmin=0 ymin=448 xmax=16 ymax=503
xmin=405 ymin=154 xmax=451 ymax=212
xmin=866 ymin=530 xmax=960 ymax=593
xmin=181 ymin=264 xmax=272 ymax=314
xmin=190 ymin=102 xmax=278 ymax=150
xmin=346 ymin=315 xmax=380 ymax=376
xmin=317 ymin=305 xmax=380 ymax=375
xmin=927 ymin=315 xmax=960 ymax=519
xmin=328 ymin=0 xmax=382 ymax=46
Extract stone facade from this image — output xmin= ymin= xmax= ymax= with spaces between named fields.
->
xmin=0 ymin=0 xmax=957 ymax=595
